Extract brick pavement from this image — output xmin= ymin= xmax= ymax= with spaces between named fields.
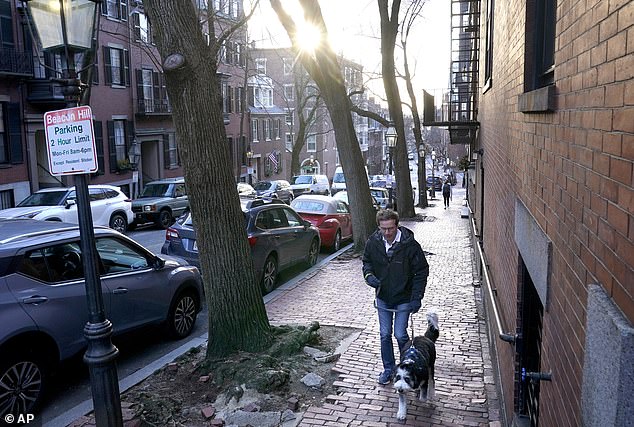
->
xmin=266 ymin=187 xmax=502 ymax=426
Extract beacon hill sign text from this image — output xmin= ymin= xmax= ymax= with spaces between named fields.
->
xmin=44 ymin=105 xmax=98 ymax=176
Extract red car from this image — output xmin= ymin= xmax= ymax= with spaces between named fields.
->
xmin=291 ymin=195 xmax=353 ymax=252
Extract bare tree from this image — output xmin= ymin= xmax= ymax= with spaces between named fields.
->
xmin=270 ymin=0 xmax=376 ymax=250
xmin=142 ymin=0 xmax=272 ymax=358
xmin=378 ymin=0 xmax=415 ymax=217
xmin=400 ymin=0 xmax=428 ymax=207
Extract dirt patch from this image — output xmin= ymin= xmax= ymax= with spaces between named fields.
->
xmin=122 ymin=323 xmax=359 ymax=426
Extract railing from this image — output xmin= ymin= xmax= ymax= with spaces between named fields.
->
xmin=470 ymin=212 xmax=516 ymax=343
xmin=136 ymin=99 xmax=172 ymax=115
xmin=0 ymin=48 xmax=33 ymax=76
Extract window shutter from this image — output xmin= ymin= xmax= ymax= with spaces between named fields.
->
xmin=7 ymin=103 xmax=23 ymax=164
xmin=152 ymin=71 xmax=160 ymax=111
xmin=126 ymin=120 xmax=134 ymax=154
xmin=103 ymin=47 xmax=112 ymax=85
xmin=107 ymin=120 xmax=117 ymax=172
xmin=94 ymin=121 xmax=104 ymax=175
xmin=163 ymin=134 xmax=170 ymax=169
xmin=92 ymin=51 xmax=99 ymax=84
xmin=135 ymin=69 xmax=143 ymax=111
xmin=124 ymin=49 xmax=130 ymax=86
xmin=227 ymin=85 xmax=233 ymax=113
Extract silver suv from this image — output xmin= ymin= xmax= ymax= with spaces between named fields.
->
xmin=0 ymin=219 xmax=203 ymax=417
xmin=131 ymin=177 xmax=189 ymax=229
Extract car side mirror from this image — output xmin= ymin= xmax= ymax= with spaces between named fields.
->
xmin=153 ymin=256 xmax=165 ymax=269
xmin=65 ymin=199 xmax=76 ymax=209
xmin=303 ymin=220 xmax=311 ymax=228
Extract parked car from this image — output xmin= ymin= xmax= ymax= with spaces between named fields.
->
xmin=331 ymin=166 xmax=370 ymax=195
xmin=252 ymin=180 xmax=294 ymax=204
xmin=161 ymin=197 xmax=320 ymax=294
xmin=237 ymin=182 xmax=256 ymax=197
xmin=0 ymin=185 xmax=133 ymax=233
xmin=0 ymin=219 xmax=203 ymax=417
xmin=333 ymin=190 xmax=381 ymax=212
xmin=131 ymin=177 xmax=189 ymax=230
xmin=290 ymin=174 xmax=330 ymax=196
xmin=427 ymin=176 xmax=443 ymax=191
xmin=370 ymin=187 xmax=390 ymax=209
xmin=291 ymin=195 xmax=353 ymax=252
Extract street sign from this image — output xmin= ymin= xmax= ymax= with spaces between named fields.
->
xmin=44 ymin=105 xmax=98 ymax=176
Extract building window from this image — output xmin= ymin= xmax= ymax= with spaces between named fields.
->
xmin=283 ymin=58 xmax=293 ymax=75
xmin=0 ymin=0 xmax=14 ymax=50
xmin=264 ymin=119 xmax=271 ymax=140
xmin=284 ymin=84 xmax=294 ymax=102
xmin=136 ymin=69 xmax=170 ymax=113
xmin=104 ymin=46 xmax=130 ymax=86
xmin=253 ymin=87 xmax=273 ymax=108
xmin=255 ymin=58 xmax=266 ymax=75
xmin=307 ymin=134 xmax=316 ymax=152
xmin=133 ymin=12 xmax=152 ymax=43
xmin=107 ymin=119 xmax=131 ymax=172
xmin=102 ymin=0 xmax=128 ymax=20
xmin=275 ymin=119 xmax=281 ymax=139
xmin=0 ymin=103 xmax=23 ymax=165
xmin=285 ymin=133 xmax=293 ymax=152
xmin=0 ymin=104 xmax=7 ymax=164
xmin=114 ymin=121 xmax=126 ymax=162
xmin=285 ymin=112 xmax=293 ymax=126
xmin=0 ymin=189 xmax=14 ymax=209
xmin=251 ymin=119 xmax=259 ymax=142
xmin=483 ymin=0 xmax=494 ymax=89
xmin=166 ymin=133 xmax=178 ymax=168
xmin=526 ymin=0 xmax=556 ymax=90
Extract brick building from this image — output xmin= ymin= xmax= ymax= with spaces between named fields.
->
xmin=467 ymin=0 xmax=633 ymax=425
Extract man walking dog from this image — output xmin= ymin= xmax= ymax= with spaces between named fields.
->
xmin=362 ymin=209 xmax=430 ymax=384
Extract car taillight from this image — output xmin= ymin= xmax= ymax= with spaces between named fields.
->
xmin=248 ymin=236 xmax=258 ymax=247
xmin=165 ymin=228 xmax=180 ymax=241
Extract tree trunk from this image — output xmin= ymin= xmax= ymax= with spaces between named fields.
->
xmin=143 ymin=0 xmax=271 ymax=358
xmin=378 ymin=0 xmax=415 ymax=217
xmin=270 ymin=0 xmax=376 ymax=250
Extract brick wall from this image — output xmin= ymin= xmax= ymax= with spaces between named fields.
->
xmin=477 ymin=0 xmax=633 ymax=425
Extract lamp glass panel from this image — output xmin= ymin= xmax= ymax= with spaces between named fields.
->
xmin=66 ymin=0 xmax=97 ymax=50
xmin=29 ymin=0 xmax=65 ymax=50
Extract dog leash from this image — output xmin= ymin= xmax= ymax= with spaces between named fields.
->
xmin=373 ymin=286 xmax=416 ymax=338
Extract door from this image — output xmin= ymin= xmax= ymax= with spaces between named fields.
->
xmin=256 ymin=207 xmax=295 ymax=269
xmin=8 ymin=241 xmax=111 ymax=359
xmin=517 ymin=262 xmax=543 ymax=427
xmin=281 ymin=207 xmax=314 ymax=264
xmin=335 ymin=201 xmax=353 ymax=239
xmin=96 ymin=236 xmax=170 ymax=331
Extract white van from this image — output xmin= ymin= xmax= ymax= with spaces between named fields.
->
xmin=331 ymin=166 xmax=369 ymax=195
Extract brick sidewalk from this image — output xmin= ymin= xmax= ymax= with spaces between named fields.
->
xmin=266 ymin=187 xmax=502 ymax=426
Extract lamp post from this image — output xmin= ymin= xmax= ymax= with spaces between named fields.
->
xmin=246 ymin=150 xmax=253 ymax=184
xmin=128 ymin=140 xmax=141 ymax=198
xmin=385 ymin=125 xmax=397 ymax=209
xmin=430 ymin=150 xmax=436 ymax=199
xmin=26 ymin=1 xmax=124 ymax=425
xmin=418 ymin=144 xmax=427 ymax=207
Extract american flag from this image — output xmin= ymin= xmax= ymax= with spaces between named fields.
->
xmin=268 ymin=151 xmax=278 ymax=169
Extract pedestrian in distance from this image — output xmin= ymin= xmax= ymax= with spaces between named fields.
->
xmin=442 ymin=178 xmax=452 ymax=209
xmin=362 ymin=209 xmax=430 ymax=385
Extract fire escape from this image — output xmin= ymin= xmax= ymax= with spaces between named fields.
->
xmin=423 ymin=0 xmax=480 ymax=146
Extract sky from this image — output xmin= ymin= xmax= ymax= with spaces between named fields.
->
xmin=247 ymin=0 xmax=451 ymax=102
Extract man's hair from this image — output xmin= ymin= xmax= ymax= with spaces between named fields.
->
xmin=376 ymin=209 xmax=399 ymax=225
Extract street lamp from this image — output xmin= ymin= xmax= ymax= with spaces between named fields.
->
xmin=128 ymin=140 xmax=141 ymax=198
xmin=430 ymin=150 xmax=436 ymax=199
xmin=418 ymin=144 xmax=427 ymax=207
xmin=385 ymin=125 xmax=397 ymax=209
xmin=246 ymin=150 xmax=253 ymax=184
xmin=26 ymin=1 xmax=124 ymax=426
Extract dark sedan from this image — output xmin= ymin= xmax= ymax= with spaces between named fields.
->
xmin=161 ymin=198 xmax=320 ymax=294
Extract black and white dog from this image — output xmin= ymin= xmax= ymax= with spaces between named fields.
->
xmin=393 ymin=310 xmax=439 ymax=421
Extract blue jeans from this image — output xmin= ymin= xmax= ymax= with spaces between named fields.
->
xmin=376 ymin=298 xmax=411 ymax=372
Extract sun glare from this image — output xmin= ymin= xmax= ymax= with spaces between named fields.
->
xmin=295 ymin=23 xmax=322 ymax=53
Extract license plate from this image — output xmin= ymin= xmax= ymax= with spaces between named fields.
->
xmin=192 ymin=241 xmax=198 ymax=252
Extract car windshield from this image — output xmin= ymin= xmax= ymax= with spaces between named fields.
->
xmin=17 ymin=190 xmax=68 ymax=207
xmin=333 ymin=172 xmax=345 ymax=183
xmin=293 ymin=200 xmax=327 ymax=212
xmin=253 ymin=181 xmax=273 ymax=191
xmin=293 ymin=175 xmax=314 ymax=184
xmin=140 ymin=183 xmax=172 ymax=198
xmin=371 ymin=180 xmax=386 ymax=188
xmin=370 ymin=189 xmax=386 ymax=198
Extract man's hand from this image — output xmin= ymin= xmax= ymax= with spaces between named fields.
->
xmin=409 ymin=299 xmax=422 ymax=313
xmin=366 ymin=274 xmax=381 ymax=289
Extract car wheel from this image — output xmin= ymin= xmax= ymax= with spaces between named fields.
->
xmin=331 ymin=230 xmax=342 ymax=253
xmin=261 ymin=255 xmax=278 ymax=294
xmin=306 ymin=238 xmax=319 ymax=267
xmin=109 ymin=213 xmax=127 ymax=233
xmin=166 ymin=290 xmax=198 ymax=339
xmin=156 ymin=210 xmax=173 ymax=229
xmin=0 ymin=352 xmax=46 ymax=417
